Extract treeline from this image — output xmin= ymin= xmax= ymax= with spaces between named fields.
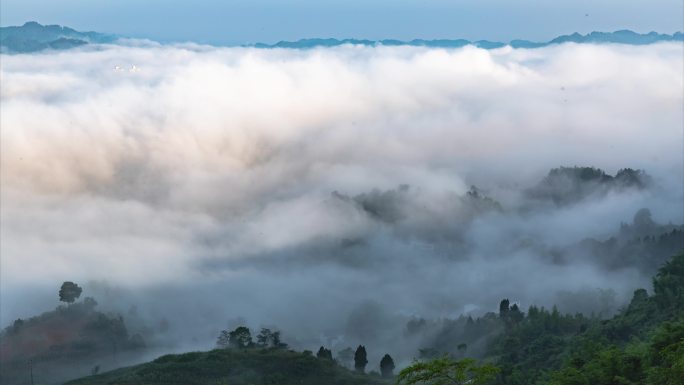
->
xmin=527 ymin=166 xmax=651 ymax=206
xmin=214 ymin=325 xmax=398 ymax=378
xmin=419 ymin=252 xmax=684 ymax=385
xmin=547 ymin=251 xmax=684 ymax=385
xmin=572 ymin=208 xmax=684 ymax=274
xmin=393 ymin=251 xmax=683 ymax=384
xmin=207 ymin=251 xmax=683 ymax=384
xmin=58 ymin=251 xmax=683 ymax=385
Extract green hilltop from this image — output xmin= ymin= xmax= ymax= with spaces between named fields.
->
xmin=64 ymin=348 xmax=391 ymax=385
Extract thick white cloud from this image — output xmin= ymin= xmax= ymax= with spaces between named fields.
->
xmin=1 ymin=42 xmax=682 ymax=357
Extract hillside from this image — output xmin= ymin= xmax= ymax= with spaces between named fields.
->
xmin=61 ymin=252 xmax=684 ymax=385
xmin=0 ymin=21 xmax=116 ymax=53
xmin=488 ymin=252 xmax=684 ymax=385
xmin=64 ymin=348 xmax=391 ymax=385
xmin=0 ymin=295 xmax=145 ymax=385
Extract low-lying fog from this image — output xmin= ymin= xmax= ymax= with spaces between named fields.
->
xmin=1 ymin=41 xmax=682 ymax=365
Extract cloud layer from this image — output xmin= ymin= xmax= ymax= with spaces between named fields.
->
xmin=1 ymin=42 xmax=682 ymax=360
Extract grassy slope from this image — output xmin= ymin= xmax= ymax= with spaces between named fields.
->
xmin=64 ymin=348 xmax=392 ymax=385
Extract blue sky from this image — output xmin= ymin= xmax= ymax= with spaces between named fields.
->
xmin=1 ymin=0 xmax=683 ymax=44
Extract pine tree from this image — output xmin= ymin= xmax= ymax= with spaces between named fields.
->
xmin=317 ymin=346 xmax=333 ymax=360
xmin=354 ymin=345 xmax=368 ymax=373
xmin=380 ymin=354 xmax=395 ymax=378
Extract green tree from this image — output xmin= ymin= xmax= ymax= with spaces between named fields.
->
xmin=8 ymin=319 xmax=24 ymax=336
xmin=653 ymin=252 xmax=684 ymax=312
xmin=317 ymin=346 xmax=333 ymax=360
xmin=499 ymin=299 xmax=510 ymax=318
xmin=647 ymin=316 xmax=684 ymax=384
xmin=397 ymin=357 xmax=499 ymax=385
xmin=270 ymin=330 xmax=288 ymax=349
xmin=256 ymin=328 xmax=273 ymax=347
xmin=254 ymin=328 xmax=287 ymax=349
xmin=354 ymin=345 xmax=368 ymax=373
xmin=216 ymin=330 xmax=230 ymax=348
xmin=255 ymin=328 xmax=287 ymax=349
xmin=549 ymin=253 xmax=684 ymax=385
xmin=59 ymin=281 xmax=83 ymax=304
xmin=509 ymin=304 xmax=524 ymax=324
xmin=228 ymin=326 xmax=253 ymax=349
xmin=380 ymin=354 xmax=395 ymax=378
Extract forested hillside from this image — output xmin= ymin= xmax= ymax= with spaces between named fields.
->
xmin=490 ymin=252 xmax=684 ymax=384
xmin=0 ymin=284 xmax=145 ymax=385
xmin=60 ymin=252 xmax=683 ymax=385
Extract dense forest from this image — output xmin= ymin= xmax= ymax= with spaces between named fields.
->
xmin=492 ymin=251 xmax=684 ymax=384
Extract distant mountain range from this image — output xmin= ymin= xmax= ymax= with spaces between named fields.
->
xmin=1 ymin=21 xmax=682 ymax=53
xmin=0 ymin=21 xmax=116 ymax=53
xmin=255 ymin=30 xmax=684 ymax=49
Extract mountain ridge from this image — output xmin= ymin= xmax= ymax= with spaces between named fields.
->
xmin=0 ymin=21 xmax=116 ymax=53
xmin=1 ymin=21 xmax=682 ymax=53
xmin=256 ymin=29 xmax=683 ymax=49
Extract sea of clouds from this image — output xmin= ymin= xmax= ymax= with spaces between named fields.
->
xmin=1 ymin=41 xmax=682 ymax=361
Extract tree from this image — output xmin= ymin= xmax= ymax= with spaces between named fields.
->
xmin=380 ymin=354 xmax=395 ymax=378
xmin=509 ymin=304 xmax=524 ymax=324
xmin=59 ymin=281 xmax=82 ymax=304
xmin=255 ymin=328 xmax=288 ymax=349
xmin=256 ymin=328 xmax=273 ymax=348
xmin=317 ymin=346 xmax=333 ymax=360
xmin=354 ymin=345 xmax=368 ymax=373
xmin=653 ymin=252 xmax=684 ymax=311
xmin=500 ymin=299 xmax=525 ymax=328
xmin=228 ymin=326 xmax=253 ymax=349
xmin=270 ymin=330 xmax=288 ymax=349
xmin=216 ymin=330 xmax=230 ymax=348
xmin=8 ymin=319 xmax=24 ymax=335
xmin=397 ymin=357 xmax=500 ymax=385
xmin=647 ymin=316 xmax=684 ymax=384
xmin=499 ymin=299 xmax=510 ymax=318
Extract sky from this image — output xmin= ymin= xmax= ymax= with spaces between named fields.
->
xmin=1 ymin=0 xmax=683 ymax=44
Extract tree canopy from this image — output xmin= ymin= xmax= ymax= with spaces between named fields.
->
xmin=354 ymin=345 xmax=368 ymax=373
xmin=380 ymin=354 xmax=395 ymax=378
xmin=59 ymin=281 xmax=83 ymax=303
xmin=397 ymin=357 xmax=499 ymax=385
